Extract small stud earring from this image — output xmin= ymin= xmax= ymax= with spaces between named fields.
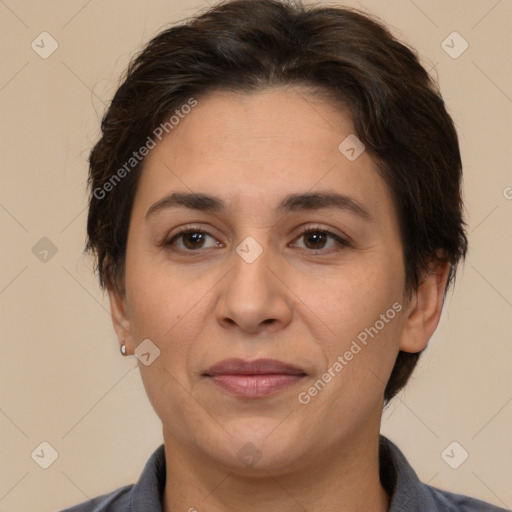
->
xmin=120 ymin=342 xmax=127 ymax=355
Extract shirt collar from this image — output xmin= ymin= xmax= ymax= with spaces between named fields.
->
xmin=379 ymin=435 xmax=438 ymax=511
xmin=128 ymin=435 xmax=435 ymax=511
xmin=129 ymin=442 xmax=166 ymax=511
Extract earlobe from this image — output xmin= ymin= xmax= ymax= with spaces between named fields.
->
xmin=398 ymin=259 xmax=451 ymax=354
xmin=107 ymin=285 xmax=133 ymax=355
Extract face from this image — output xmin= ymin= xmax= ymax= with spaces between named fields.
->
xmin=109 ymin=86 xmax=446 ymax=474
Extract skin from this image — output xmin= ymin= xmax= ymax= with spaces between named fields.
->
xmin=108 ymin=86 xmax=450 ymax=512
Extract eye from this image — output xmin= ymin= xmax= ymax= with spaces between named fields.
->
xmin=163 ymin=223 xmax=350 ymax=254
xmin=290 ymin=225 xmax=350 ymax=253
xmin=164 ymin=225 xmax=222 ymax=251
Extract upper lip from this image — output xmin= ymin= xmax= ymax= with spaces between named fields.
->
xmin=204 ymin=358 xmax=306 ymax=376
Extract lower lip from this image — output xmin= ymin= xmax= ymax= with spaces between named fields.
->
xmin=207 ymin=374 xmax=305 ymax=398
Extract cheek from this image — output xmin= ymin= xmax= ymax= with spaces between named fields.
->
xmin=299 ymin=284 xmax=403 ymax=430
xmin=299 ymin=260 xmax=405 ymax=411
xmin=124 ymin=247 xmax=176 ymax=347
xmin=124 ymin=247 xmax=214 ymax=371
xmin=299 ymin=257 xmax=402 ymax=347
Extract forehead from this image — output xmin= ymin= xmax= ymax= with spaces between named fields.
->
xmin=135 ymin=87 xmax=394 ymax=221
xmin=157 ymin=87 xmax=354 ymax=167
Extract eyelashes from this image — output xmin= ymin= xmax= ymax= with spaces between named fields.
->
xmin=163 ymin=223 xmax=351 ymax=255
xmin=291 ymin=224 xmax=350 ymax=252
xmin=165 ymin=228 xmax=221 ymax=251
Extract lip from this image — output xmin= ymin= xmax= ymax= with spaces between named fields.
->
xmin=204 ymin=358 xmax=307 ymax=399
xmin=204 ymin=358 xmax=306 ymax=376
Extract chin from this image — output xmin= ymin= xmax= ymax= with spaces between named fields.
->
xmin=205 ymin=420 xmax=312 ymax=474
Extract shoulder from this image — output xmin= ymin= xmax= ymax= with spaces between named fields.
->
xmin=57 ymin=484 xmax=133 ymax=511
xmin=57 ymin=443 xmax=166 ymax=512
xmin=379 ymin=435 xmax=510 ymax=512
xmin=423 ymin=483 xmax=510 ymax=512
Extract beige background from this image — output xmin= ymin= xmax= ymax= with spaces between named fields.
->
xmin=0 ymin=0 xmax=511 ymax=510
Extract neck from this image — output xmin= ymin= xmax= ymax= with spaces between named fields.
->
xmin=162 ymin=421 xmax=389 ymax=512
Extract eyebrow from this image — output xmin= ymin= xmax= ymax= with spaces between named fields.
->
xmin=145 ymin=191 xmax=374 ymax=222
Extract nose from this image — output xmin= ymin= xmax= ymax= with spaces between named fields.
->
xmin=215 ymin=244 xmax=293 ymax=335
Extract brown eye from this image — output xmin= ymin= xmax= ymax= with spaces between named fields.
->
xmin=165 ymin=228 xmax=221 ymax=252
xmin=291 ymin=226 xmax=350 ymax=253
xmin=302 ymin=231 xmax=329 ymax=250
xmin=180 ymin=231 xmax=207 ymax=250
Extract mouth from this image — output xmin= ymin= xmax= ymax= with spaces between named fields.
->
xmin=203 ymin=358 xmax=307 ymax=399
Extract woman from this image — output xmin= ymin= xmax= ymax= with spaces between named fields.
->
xmin=60 ymin=0 xmax=508 ymax=510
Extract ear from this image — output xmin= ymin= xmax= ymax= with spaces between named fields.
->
xmin=107 ymin=284 xmax=135 ymax=355
xmin=398 ymin=258 xmax=451 ymax=353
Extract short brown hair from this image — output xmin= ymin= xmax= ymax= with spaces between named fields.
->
xmin=85 ymin=0 xmax=468 ymax=403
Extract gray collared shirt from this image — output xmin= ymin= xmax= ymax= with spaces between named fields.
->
xmin=59 ymin=435 xmax=509 ymax=511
